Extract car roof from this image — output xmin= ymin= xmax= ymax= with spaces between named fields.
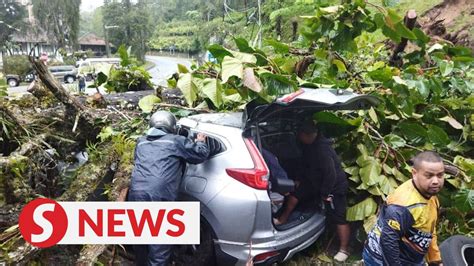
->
xmin=184 ymin=112 xmax=243 ymax=128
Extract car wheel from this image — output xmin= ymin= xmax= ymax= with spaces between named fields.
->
xmin=440 ymin=235 xmax=474 ymax=266
xmin=65 ymin=76 xmax=75 ymax=84
xmin=7 ymin=78 xmax=19 ymax=87
xmin=172 ymin=219 xmax=215 ymax=266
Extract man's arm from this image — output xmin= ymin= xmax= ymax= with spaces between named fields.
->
xmin=380 ymin=205 xmax=414 ymax=266
xmin=427 ymin=227 xmax=442 ymax=265
xmin=177 ymin=133 xmax=210 ymax=164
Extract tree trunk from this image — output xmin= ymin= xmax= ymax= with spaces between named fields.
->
xmin=389 ymin=10 xmax=417 ymax=67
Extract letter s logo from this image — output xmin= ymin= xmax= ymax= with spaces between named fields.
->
xmin=19 ymin=198 xmax=68 ymax=248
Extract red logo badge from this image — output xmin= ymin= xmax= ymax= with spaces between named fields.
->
xmin=19 ymin=198 xmax=68 ymax=248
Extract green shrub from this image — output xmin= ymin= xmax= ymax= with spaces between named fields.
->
xmin=4 ymin=55 xmax=32 ymax=76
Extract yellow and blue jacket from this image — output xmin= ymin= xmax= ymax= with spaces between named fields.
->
xmin=364 ymin=179 xmax=442 ymax=265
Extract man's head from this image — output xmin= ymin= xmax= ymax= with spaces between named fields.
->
xmin=149 ymin=111 xmax=177 ymax=134
xmin=411 ymin=151 xmax=445 ymax=197
xmin=297 ymin=119 xmax=318 ymax=145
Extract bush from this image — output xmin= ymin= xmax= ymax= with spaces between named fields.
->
xmin=4 ymin=55 xmax=32 ymax=76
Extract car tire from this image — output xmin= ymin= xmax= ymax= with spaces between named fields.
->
xmin=65 ymin=76 xmax=75 ymax=84
xmin=7 ymin=78 xmax=19 ymax=87
xmin=440 ymin=235 xmax=474 ymax=266
xmin=172 ymin=218 xmax=215 ymax=266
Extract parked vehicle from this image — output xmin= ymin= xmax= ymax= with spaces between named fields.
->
xmin=172 ymin=88 xmax=379 ymax=265
xmin=5 ymin=72 xmax=35 ymax=87
xmin=440 ymin=235 xmax=474 ymax=266
xmin=77 ymin=58 xmax=120 ymax=80
xmin=48 ymin=65 xmax=78 ymax=83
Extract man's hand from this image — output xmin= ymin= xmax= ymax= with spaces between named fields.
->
xmin=196 ymin=133 xmax=207 ymax=142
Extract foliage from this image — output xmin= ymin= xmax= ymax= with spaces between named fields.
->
xmin=169 ymin=1 xmax=473 ymax=241
xmin=32 ymin=0 xmax=81 ymax=49
xmin=0 ymin=1 xmax=26 ymax=50
xmin=96 ymin=45 xmax=153 ymax=93
xmin=79 ymin=7 xmax=104 ymax=37
xmin=3 ymin=55 xmax=32 ymax=76
xmin=101 ymin=0 xmax=152 ymax=61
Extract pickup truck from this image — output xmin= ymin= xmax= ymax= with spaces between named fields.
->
xmin=6 ymin=72 xmax=35 ymax=87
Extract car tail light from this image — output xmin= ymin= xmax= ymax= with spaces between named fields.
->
xmin=279 ymin=88 xmax=304 ymax=103
xmin=253 ymin=251 xmax=280 ymax=263
xmin=225 ymin=138 xmax=269 ymax=190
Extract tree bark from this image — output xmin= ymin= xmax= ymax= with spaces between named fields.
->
xmin=389 ymin=10 xmax=417 ymax=67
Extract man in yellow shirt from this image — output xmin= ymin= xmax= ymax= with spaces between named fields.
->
xmin=363 ymin=151 xmax=445 ymax=265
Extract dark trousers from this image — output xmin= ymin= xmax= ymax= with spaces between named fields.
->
xmin=128 ymin=190 xmax=172 ymax=266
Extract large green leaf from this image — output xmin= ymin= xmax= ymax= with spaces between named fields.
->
xmin=259 ymin=72 xmax=297 ymax=96
xmin=201 ymin=78 xmax=223 ymax=108
xmin=230 ymin=51 xmax=257 ymax=64
xmin=398 ymin=121 xmax=427 ymax=143
xmin=359 ymin=158 xmax=382 ymax=186
xmin=394 ymin=22 xmax=417 ymax=40
xmin=346 ymin=197 xmax=378 ymax=221
xmin=453 ymin=189 xmax=474 ymax=212
xmin=221 ymin=56 xmax=244 ymax=83
xmin=427 ymin=125 xmax=450 ymax=146
xmin=265 ymin=38 xmax=289 ymax=54
xmin=177 ymin=73 xmax=198 ymax=107
xmin=313 ymin=112 xmax=356 ymax=137
xmin=453 ymin=156 xmax=474 ymax=177
xmin=384 ymin=134 xmax=406 ymax=148
xmin=234 ymin=37 xmax=255 ymax=53
xmin=208 ymin=44 xmax=233 ymax=63
xmin=138 ymin=95 xmax=161 ymax=113
xmin=177 ymin=64 xmax=189 ymax=74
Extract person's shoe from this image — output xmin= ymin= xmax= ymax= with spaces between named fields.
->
xmin=333 ymin=250 xmax=350 ymax=262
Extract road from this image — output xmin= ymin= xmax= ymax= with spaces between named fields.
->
xmin=6 ymin=56 xmax=192 ymax=97
xmin=146 ymin=55 xmax=192 ymax=87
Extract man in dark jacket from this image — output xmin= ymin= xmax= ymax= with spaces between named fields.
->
xmin=128 ymin=110 xmax=210 ymax=266
xmin=274 ymin=119 xmax=350 ymax=262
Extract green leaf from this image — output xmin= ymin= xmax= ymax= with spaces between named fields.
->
xmin=379 ymin=175 xmax=396 ymax=195
xmin=453 ymin=189 xmax=474 ymax=212
xmin=259 ymin=72 xmax=297 ymax=96
xmin=363 ymin=214 xmax=377 ymax=233
xmin=415 ymin=80 xmax=430 ymax=98
xmin=382 ymin=25 xmax=402 ymax=43
xmin=346 ymin=197 xmax=378 ymax=221
xmin=313 ymin=112 xmax=356 ymax=137
xmin=368 ymin=107 xmax=379 ymax=125
xmin=394 ymin=22 xmax=417 ymax=40
xmin=384 ymin=134 xmax=406 ymax=148
xmin=386 ymin=9 xmax=403 ymax=25
xmin=264 ymin=39 xmax=289 ymax=54
xmin=368 ymin=67 xmax=393 ymax=82
xmin=412 ymin=28 xmax=430 ymax=44
xmin=201 ymin=78 xmax=223 ymax=108
xmin=453 ymin=156 xmax=474 ymax=177
xmin=208 ymin=44 xmax=233 ymax=63
xmin=221 ymin=56 xmax=244 ymax=83
xmin=427 ymin=125 xmax=450 ymax=146
xmin=242 ymin=68 xmax=263 ymax=93
xmin=398 ymin=121 xmax=427 ymax=143
xmin=138 ymin=95 xmax=161 ymax=113
xmin=96 ymin=72 xmax=108 ymax=87
xmin=393 ymin=168 xmax=409 ymax=182
xmin=332 ymin=59 xmax=347 ymax=73
xmin=230 ymin=51 xmax=257 ymax=64
xmin=359 ymin=158 xmax=382 ymax=186
xmin=234 ymin=37 xmax=254 ymax=53
xmin=177 ymin=64 xmax=189 ymax=73
xmin=439 ymin=60 xmax=454 ymax=77
xmin=177 ymin=73 xmax=198 ymax=107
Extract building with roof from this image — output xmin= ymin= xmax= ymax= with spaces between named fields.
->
xmin=78 ymin=33 xmax=109 ymax=56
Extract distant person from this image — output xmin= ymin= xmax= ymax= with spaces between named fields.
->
xmin=363 ymin=151 xmax=445 ymax=266
xmin=273 ymin=119 xmax=350 ymax=262
xmin=78 ymin=74 xmax=86 ymax=93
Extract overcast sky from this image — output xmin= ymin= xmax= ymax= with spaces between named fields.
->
xmin=80 ymin=0 xmax=103 ymax=12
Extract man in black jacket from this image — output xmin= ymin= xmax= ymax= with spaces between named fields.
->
xmin=128 ymin=111 xmax=210 ymax=266
xmin=274 ymin=119 xmax=350 ymax=262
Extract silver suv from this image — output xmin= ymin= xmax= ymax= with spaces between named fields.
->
xmin=173 ymin=88 xmax=378 ymax=265
xmin=48 ymin=65 xmax=78 ymax=83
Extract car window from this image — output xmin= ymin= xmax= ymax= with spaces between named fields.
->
xmin=178 ymin=127 xmax=226 ymax=157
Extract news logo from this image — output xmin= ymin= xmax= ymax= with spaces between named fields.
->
xmin=19 ymin=198 xmax=200 ymax=248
